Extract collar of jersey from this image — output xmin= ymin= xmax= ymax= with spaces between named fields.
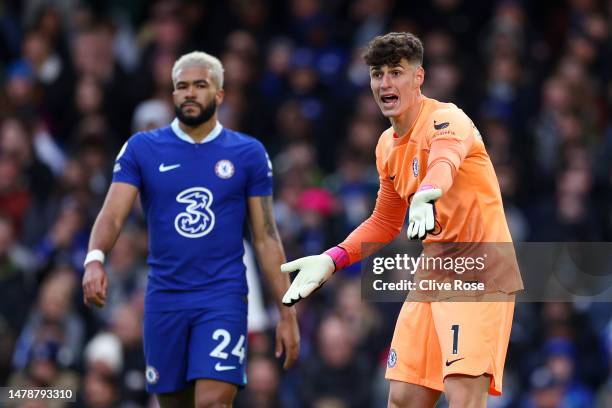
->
xmin=171 ymin=118 xmax=223 ymax=144
xmin=392 ymin=96 xmax=427 ymax=147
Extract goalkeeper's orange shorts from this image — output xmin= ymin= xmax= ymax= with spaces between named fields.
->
xmin=385 ymin=298 xmax=514 ymax=396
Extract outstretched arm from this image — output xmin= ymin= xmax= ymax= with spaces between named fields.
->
xmin=247 ymin=195 xmax=299 ymax=369
xmin=282 ymin=175 xmax=407 ymax=306
xmin=83 ymin=182 xmax=138 ymax=307
xmin=337 ymin=175 xmax=408 ymax=264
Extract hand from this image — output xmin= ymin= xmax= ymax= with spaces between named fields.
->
xmin=275 ymin=310 xmax=300 ymax=369
xmin=281 ymin=254 xmax=335 ymax=306
xmin=407 ymin=187 xmax=442 ymax=240
xmin=82 ymin=262 xmax=108 ymax=307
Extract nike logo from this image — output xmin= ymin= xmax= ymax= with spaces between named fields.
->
xmin=159 ymin=163 xmax=181 ymax=172
xmin=214 ymin=362 xmax=236 ymax=371
xmin=434 ymin=121 xmax=449 ymax=130
xmin=445 ymin=357 xmax=465 ymax=367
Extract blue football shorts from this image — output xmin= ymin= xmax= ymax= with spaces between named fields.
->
xmin=143 ymin=299 xmax=248 ymax=393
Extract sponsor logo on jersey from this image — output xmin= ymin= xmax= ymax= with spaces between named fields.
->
xmin=174 ymin=187 xmax=215 ymax=238
xmin=214 ymin=362 xmax=237 ymax=371
xmin=433 ymin=130 xmax=456 ymax=137
xmin=159 ymin=163 xmax=181 ymax=172
xmin=113 ymin=163 xmax=121 ymax=173
xmin=445 ymin=357 xmax=465 ymax=367
xmin=412 ymin=157 xmax=419 ymax=177
xmin=434 ymin=121 xmax=449 ymax=130
xmin=215 ymin=160 xmax=235 ymax=179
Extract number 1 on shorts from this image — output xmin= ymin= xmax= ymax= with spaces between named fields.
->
xmin=451 ymin=324 xmax=459 ymax=354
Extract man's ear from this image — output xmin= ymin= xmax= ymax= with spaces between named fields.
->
xmin=216 ymin=89 xmax=225 ymax=105
xmin=415 ymin=66 xmax=425 ymax=88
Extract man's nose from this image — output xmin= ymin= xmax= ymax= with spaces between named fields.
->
xmin=380 ymin=73 xmax=392 ymax=88
xmin=185 ymin=85 xmax=196 ymax=97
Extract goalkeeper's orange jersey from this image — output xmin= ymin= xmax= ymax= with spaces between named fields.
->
xmin=339 ymin=96 xmax=523 ymax=292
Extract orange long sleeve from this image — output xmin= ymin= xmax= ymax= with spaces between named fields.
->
xmin=338 ymin=175 xmax=408 ymax=264
xmin=335 ymin=104 xmax=475 ymax=265
xmin=421 ymin=131 xmax=474 ymax=193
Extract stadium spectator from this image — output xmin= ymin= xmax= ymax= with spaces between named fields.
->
xmin=0 ymin=1 xmax=610 ymax=406
xmin=299 ymin=314 xmax=372 ymax=408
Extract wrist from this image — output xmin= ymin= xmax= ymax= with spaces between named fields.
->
xmin=279 ymin=305 xmax=297 ymax=317
xmin=324 ymin=246 xmax=349 ymax=271
xmin=84 ymin=249 xmax=105 ymax=267
xmin=418 ymin=183 xmax=436 ymax=192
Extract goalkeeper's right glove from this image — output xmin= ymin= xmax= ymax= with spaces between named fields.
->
xmin=281 ymin=247 xmax=348 ymax=306
xmin=407 ymin=185 xmax=442 ymax=240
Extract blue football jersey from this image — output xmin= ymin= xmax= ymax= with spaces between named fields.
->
xmin=112 ymin=119 xmax=273 ymax=311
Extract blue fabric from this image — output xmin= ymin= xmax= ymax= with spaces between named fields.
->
xmin=112 ymin=124 xmax=273 ymax=312
xmin=143 ymin=299 xmax=248 ymax=393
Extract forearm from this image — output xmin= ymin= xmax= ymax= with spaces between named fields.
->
xmin=253 ymin=236 xmax=294 ymax=315
xmin=422 ymin=133 xmax=474 ymax=193
xmin=87 ymin=182 xmax=138 ymax=255
xmin=88 ymin=211 xmax=124 ymax=254
xmin=338 ymin=177 xmax=407 ymax=265
xmin=338 ymin=212 xmax=403 ymax=263
xmin=248 ymin=195 xmax=296 ymax=315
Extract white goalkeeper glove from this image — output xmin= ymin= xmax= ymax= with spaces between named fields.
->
xmin=407 ymin=186 xmax=442 ymax=240
xmin=281 ymin=254 xmax=335 ymax=306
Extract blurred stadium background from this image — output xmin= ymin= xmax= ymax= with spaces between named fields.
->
xmin=0 ymin=0 xmax=611 ymax=407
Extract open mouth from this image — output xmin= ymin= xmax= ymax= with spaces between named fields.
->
xmin=380 ymin=94 xmax=398 ymax=106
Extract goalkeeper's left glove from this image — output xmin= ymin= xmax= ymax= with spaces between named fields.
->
xmin=281 ymin=247 xmax=348 ymax=306
xmin=281 ymin=254 xmax=334 ymax=306
xmin=407 ymin=185 xmax=442 ymax=240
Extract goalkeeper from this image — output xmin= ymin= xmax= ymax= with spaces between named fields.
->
xmin=282 ymin=32 xmax=523 ymax=407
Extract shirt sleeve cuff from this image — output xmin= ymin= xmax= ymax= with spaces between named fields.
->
xmin=324 ymin=246 xmax=350 ymax=272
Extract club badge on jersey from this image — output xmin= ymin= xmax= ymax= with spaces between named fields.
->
xmin=215 ymin=160 xmax=235 ymax=179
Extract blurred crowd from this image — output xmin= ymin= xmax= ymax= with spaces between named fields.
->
xmin=0 ymin=0 xmax=611 ymax=407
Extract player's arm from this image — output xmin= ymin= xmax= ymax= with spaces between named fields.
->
xmin=407 ymin=109 xmax=475 ymax=239
xmin=247 ymin=195 xmax=299 ymax=369
xmin=281 ymin=171 xmax=408 ymax=306
xmin=421 ymin=118 xmax=474 ymax=193
xmin=337 ymin=175 xmax=408 ymax=261
xmin=82 ymin=182 xmax=138 ymax=307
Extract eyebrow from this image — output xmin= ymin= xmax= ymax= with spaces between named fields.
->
xmin=176 ymin=79 xmax=209 ymax=86
xmin=370 ymin=64 xmax=404 ymax=71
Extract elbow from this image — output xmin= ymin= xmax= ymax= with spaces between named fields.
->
xmin=383 ymin=220 xmax=405 ymax=241
xmin=372 ymin=211 xmax=405 ymax=237
xmin=96 ymin=209 xmax=123 ymax=234
xmin=252 ymin=235 xmax=275 ymax=253
xmin=252 ymin=237 xmax=266 ymax=253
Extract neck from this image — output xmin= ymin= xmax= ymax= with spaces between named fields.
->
xmin=178 ymin=115 xmax=217 ymax=143
xmin=390 ymin=92 xmax=424 ymax=137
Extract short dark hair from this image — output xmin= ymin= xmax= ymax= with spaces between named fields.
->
xmin=363 ymin=32 xmax=424 ymax=67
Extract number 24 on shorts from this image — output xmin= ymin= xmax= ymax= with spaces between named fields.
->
xmin=209 ymin=329 xmax=246 ymax=364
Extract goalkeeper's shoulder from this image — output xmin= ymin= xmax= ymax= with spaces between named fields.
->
xmin=375 ymin=127 xmax=396 ymax=160
xmin=430 ymin=103 xmax=472 ymax=126
xmin=378 ymin=126 xmax=396 ymax=144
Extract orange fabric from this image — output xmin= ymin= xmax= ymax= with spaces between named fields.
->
xmin=422 ymin=135 xmax=474 ymax=192
xmin=338 ymin=165 xmax=408 ymax=263
xmin=385 ymin=299 xmax=515 ymax=396
xmin=339 ymin=96 xmax=516 ymax=262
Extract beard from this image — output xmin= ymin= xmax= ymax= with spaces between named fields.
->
xmin=175 ymin=99 xmax=217 ymax=127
